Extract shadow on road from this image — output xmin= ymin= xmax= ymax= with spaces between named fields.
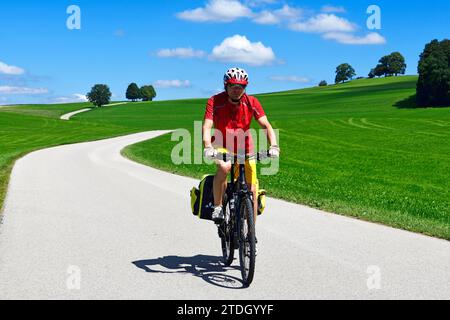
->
xmin=132 ymin=255 xmax=245 ymax=289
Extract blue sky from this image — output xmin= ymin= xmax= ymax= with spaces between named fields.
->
xmin=0 ymin=0 xmax=449 ymax=104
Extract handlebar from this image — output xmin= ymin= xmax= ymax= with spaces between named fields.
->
xmin=211 ymin=150 xmax=274 ymax=163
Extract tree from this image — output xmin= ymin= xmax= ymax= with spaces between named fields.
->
xmin=417 ymin=39 xmax=450 ymax=107
xmin=126 ymin=83 xmax=141 ymax=102
xmin=368 ymin=69 xmax=375 ymax=79
xmin=335 ymin=63 xmax=356 ymax=84
xmin=374 ymin=64 xmax=386 ymax=77
xmin=318 ymin=80 xmax=327 ymax=87
xmin=86 ymin=84 xmax=111 ymax=107
xmin=140 ymin=85 xmax=157 ymax=101
xmin=378 ymin=55 xmax=392 ymax=76
xmin=376 ymin=52 xmax=407 ymax=77
xmin=388 ymin=52 xmax=407 ymax=76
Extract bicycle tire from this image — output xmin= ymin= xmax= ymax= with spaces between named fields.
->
xmin=220 ymin=194 xmax=234 ymax=266
xmin=239 ymin=195 xmax=256 ymax=287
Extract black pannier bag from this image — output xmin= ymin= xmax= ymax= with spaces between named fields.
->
xmin=190 ymin=175 xmax=215 ymax=220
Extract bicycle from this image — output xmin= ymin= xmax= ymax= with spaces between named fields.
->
xmin=213 ymin=150 xmax=270 ymax=287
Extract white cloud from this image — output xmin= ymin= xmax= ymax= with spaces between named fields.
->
xmin=252 ymin=11 xmax=278 ymax=24
xmin=74 ymin=93 xmax=88 ymax=101
xmin=176 ymin=0 xmax=253 ymax=22
xmin=153 ymin=80 xmax=191 ymax=89
xmin=288 ymin=13 xmax=386 ymax=45
xmin=0 ymin=61 xmax=25 ymax=75
xmin=210 ymin=34 xmax=276 ymax=66
xmin=322 ymin=32 xmax=386 ymax=45
xmin=321 ymin=5 xmax=346 ymax=13
xmin=274 ymin=5 xmax=302 ymax=20
xmin=270 ymin=76 xmax=310 ymax=83
xmin=157 ymin=48 xmax=206 ymax=58
xmin=289 ymin=13 xmax=356 ymax=33
xmin=154 ymin=36 xmax=277 ymax=67
xmin=53 ymin=93 xmax=88 ymax=103
xmin=0 ymin=86 xmax=48 ymax=94
xmin=253 ymin=5 xmax=302 ymax=25
xmin=245 ymin=0 xmax=277 ymax=7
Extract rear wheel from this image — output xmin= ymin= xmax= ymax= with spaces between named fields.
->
xmin=239 ymin=196 xmax=256 ymax=287
xmin=220 ymin=195 xmax=234 ymax=266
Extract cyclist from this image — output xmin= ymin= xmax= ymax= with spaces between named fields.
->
xmin=202 ymin=67 xmax=280 ymax=227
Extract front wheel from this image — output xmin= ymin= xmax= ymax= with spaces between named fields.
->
xmin=220 ymin=195 xmax=234 ymax=266
xmin=238 ymin=196 xmax=256 ymax=287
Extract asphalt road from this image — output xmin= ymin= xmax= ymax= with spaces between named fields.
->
xmin=0 ymin=131 xmax=449 ymax=299
xmin=60 ymin=108 xmax=92 ymax=120
xmin=60 ymin=103 xmax=127 ymax=120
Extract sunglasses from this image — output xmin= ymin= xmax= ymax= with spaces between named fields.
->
xmin=228 ymin=84 xmax=246 ymax=90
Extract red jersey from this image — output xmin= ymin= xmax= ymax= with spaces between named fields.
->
xmin=204 ymin=92 xmax=266 ymax=154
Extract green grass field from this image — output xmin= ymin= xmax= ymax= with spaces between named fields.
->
xmin=118 ymin=76 xmax=450 ymax=239
xmin=1 ymin=76 xmax=450 ymax=239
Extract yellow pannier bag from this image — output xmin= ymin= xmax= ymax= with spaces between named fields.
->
xmin=257 ymin=189 xmax=266 ymax=216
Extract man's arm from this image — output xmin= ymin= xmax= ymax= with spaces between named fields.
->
xmin=256 ymin=116 xmax=278 ymax=148
xmin=203 ymin=119 xmax=214 ymax=148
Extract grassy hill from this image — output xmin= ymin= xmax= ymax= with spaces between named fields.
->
xmin=1 ymin=76 xmax=449 ymax=239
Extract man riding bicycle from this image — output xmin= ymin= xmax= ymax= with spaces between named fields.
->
xmin=202 ymin=67 xmax=280 ymax=227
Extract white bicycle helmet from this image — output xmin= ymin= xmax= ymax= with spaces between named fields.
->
xmin=224 ymin=67 xmax=249 ymax=85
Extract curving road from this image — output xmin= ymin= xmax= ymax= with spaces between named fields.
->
xmin=60 ymin=103 xmax=128 ymax=120
xmin=0 ymin=131 xmax=449 ymax=299
xmin=60 ymin=108 xmax=92 ymax=120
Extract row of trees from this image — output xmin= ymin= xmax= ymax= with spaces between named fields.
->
xmin=328 ymin=52 xmax=407 ymax=85
xmin=86 ymin=83 xmax=157 ymax=107
xmin=126 ymin=83 xmax=157 ymax=102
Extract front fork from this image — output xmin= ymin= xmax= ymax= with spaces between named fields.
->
xmin=235 ymin=190 xmax=253 ymax=245
xmin=230 ymin=194 xmax=240 ymax=248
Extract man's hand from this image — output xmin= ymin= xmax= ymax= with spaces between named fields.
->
xmin=203 ymin=147 xmax=217 ymax=159
xmin=268 ymin=145 xmax=280 ymax=158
